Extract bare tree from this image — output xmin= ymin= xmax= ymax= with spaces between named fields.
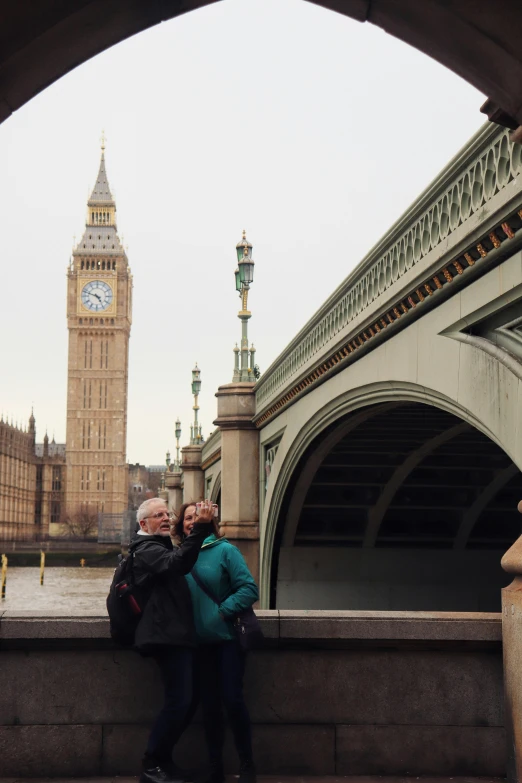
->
xmin=61 ymin=507 xmax=98 ymax=539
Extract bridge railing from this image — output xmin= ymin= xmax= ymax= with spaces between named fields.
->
xmin=254 ymin=123 xmax=522 ymax=420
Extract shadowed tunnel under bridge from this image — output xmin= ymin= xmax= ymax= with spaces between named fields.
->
xmin=272 ymin=401 xmax=522 ymax=611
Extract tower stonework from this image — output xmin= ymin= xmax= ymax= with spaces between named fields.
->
xmin=65 ymin=143 xmax=132 ymax=527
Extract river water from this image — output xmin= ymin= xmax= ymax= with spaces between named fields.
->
xmin=0 ymin=567 xmax=114 ymax=613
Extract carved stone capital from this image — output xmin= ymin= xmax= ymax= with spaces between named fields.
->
xmin=165 ymin=470 xmax=182 ymax=490
xmin=181 ymin=445 xmax=203 ymax=471
xmin=214 ymin=382 xmax=256 ymax=430
xmin=220 ymin=522 xmax=259 ymax=541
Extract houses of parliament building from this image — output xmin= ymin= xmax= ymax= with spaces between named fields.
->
xmin=0 ymin=143 xmax=132 ymax=541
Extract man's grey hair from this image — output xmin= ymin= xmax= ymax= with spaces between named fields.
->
xmin=136 ymin=497 xmax=167 ymax=525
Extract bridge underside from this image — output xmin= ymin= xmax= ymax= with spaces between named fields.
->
xmin=2 ymin=1 xmax=522 ymax=131
xmin=274 ymin=401 xmax=522 ymax=611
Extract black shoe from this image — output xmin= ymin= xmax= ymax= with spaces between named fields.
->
xmin=201 ymin=762 xmax=225 ymax=783
xmin=238 ymin=760 xmax=257 ymax=783
xmin=140 ymin=765 xmax=182 ymax=783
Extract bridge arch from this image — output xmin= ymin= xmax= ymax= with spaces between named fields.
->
xmin=2 ymin=2 xmax=522 ymax=131
xmin=261 ymin=381 xmax=522 ymax=609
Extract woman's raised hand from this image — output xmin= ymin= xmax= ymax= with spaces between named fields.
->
xmin=196 ymin=499 xmax=215 ymax=524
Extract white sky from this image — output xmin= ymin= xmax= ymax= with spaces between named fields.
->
xmin=0 ymin=0 xmax=485 ymax=465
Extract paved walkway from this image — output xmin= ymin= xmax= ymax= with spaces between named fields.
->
xmin=0 ymin=777 xmax=506 ymax=782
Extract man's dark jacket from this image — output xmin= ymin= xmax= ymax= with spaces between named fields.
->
xmin=129 ymin=523 xmax=210 ymax=653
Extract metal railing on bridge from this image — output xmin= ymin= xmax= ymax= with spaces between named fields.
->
xmin=254 ymin=123 xmax=522 ymax=421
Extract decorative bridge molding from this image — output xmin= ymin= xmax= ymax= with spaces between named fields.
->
xmin=254 ymin=124 xmax=522 ymax=425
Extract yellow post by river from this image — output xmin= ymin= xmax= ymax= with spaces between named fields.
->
xmin=40 ymin=551 xmax=45 ymax=586
xmin=1 ymin=554 xmax=7 ymax=599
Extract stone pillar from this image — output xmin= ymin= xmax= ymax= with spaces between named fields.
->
xmin=501 ymin=515 xmax=522 ymax=783
xmin=165 ymin=470 xmax=183 ymax=514
xmin=214 ymin=382 xmax=259 ymax=584
xmin=181 ymin=445 xmax=204 ymax=503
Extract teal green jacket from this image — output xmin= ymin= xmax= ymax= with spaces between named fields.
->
xmin=186 ymin=534 xmax=259 ymax=643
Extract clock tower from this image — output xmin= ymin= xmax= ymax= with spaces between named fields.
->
xmin=65 ymin=139 xmax=132 ymax=527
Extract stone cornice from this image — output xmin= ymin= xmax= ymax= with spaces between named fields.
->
xmin=213 ymin=415 xmax=257 ymax=431
xmin=201 ymin=449 xmax=221 ymax=471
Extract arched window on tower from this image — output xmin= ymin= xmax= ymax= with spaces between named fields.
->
xmin=81 ymin=261 xmax=84 ymax=270
xmin=102 ymin=261 xmax=105 ymax=270
xmin=91 ymin=212 xmax=94 ymax=222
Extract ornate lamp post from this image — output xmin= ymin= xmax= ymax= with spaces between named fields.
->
xmin=175 ymin=418 xmax=182 ymax=469
xmin=233 ymin=231 xmax=258 ymax=382
xmin=190 ymin=363 xmax=203 ymax=444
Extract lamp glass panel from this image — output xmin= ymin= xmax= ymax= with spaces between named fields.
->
xmin=242 ymin=261 xmax=254 ymax=284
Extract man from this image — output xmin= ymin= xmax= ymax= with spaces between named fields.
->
xmin=130 ymin=496 xmax=214 ymax=783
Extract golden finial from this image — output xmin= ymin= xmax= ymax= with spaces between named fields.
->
xmin=242 ymin=229 xmax=246 ymax=239
xmin=100 ymin=129 xmax=106 ymax=153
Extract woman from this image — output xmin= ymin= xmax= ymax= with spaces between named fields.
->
xmin=174 ymin=502 xmax=259 ymax=783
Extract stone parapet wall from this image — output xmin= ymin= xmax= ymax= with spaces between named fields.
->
xmin=0 ymin=610 xmax=505 ymax=778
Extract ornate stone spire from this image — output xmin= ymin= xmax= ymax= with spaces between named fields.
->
xmin=88 ymin=133 xmax=115 ymax=207
xmin=74 ymin=135 xmax=124 ymax=255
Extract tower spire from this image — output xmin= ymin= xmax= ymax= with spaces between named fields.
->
xmin=77 ymin=136 xmax=122 ymax=243
xmin=88 ymin=135 xmax=114 ymax=207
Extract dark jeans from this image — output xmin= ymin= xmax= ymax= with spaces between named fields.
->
xmin=197 ymin=639 xmax=253 ymax=765
xmin=144 ymin=646 xmax=196 ymax=766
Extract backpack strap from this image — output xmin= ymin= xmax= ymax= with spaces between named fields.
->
xmin=191 ymin=566 xmax=220 ymax=606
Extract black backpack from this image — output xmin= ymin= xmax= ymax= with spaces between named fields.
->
xmin=106 ymin=552 xmax=147 ymax=646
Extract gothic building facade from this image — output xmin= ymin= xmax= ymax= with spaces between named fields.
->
xmin=0 ymin=414 xmax=66 ymax=541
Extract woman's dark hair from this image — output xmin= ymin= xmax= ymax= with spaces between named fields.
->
xmin=173 ymin=500 xmax=221 ymax=543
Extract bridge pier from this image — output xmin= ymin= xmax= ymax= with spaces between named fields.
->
xmin=501 ymin=526 xmax=522 ymax=783
xmin=181 ymin=444 xmax=204 ymax=504
xmin=214 ymin=382 xmax=260 ymax=582
xmin=165 ymin=468 xmax=183 ymax=513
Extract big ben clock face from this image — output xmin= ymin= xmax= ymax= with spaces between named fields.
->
xmin=81 ymin=280 xmax=113 ymax=312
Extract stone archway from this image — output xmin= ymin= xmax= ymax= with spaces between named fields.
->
xmin=261 ymin=383 xmax=522 ymax=608
xmin=2 ymin=1 xmax=522 ymax=132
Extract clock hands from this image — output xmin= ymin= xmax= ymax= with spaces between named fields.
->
xmin=82 ymin=282 xmax=112 ymax=311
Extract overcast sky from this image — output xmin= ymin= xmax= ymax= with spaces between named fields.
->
xmin=0 ymin=0 xmax=485 ymax=465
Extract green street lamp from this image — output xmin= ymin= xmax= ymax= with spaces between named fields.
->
xmin=233 ymin=231 xmax=258 ymax=382
xmin=191 ymin=363 xmax=201 ymax=395
xmin=238 ymin=245 xmax=255 ymax=287
xmin=190 ymin=364 xmax=203 ymax=444
xmin=174 ymin=418 xmax=181 ymax=470
xmin=236 ymin=230 xmax=252 ymax=262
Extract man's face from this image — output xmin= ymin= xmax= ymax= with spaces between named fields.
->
xmin=518 ymin=499 xmax=522 ymax=514
xmin=140 ymin=500 xmax=171 ymax=536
